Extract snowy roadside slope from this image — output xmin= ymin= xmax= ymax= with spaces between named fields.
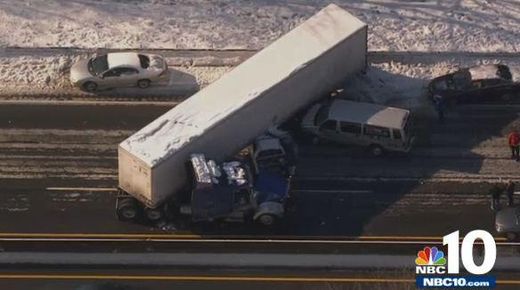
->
xmin=0 ymin=0 xmax=518 ymax=52
xmin=0 ymin=1 xmax=518 ymax=104
xmin=1 ymin=49 xmax=518 ymax=107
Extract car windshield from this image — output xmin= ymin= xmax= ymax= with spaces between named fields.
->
xmin=88 ymin=55 xmax=109 ymax=76
xmin=450 ymin=71 xmax=470 ymax=89
xmin=434 ymin=79 xmax=448 ymax=90
xmin=498 ymin=65 xmax=512 ymax=80
xmin=403 ymin=115 xmax=411 ymax=138
xmin=314 ymin=104 xmax=331 ymax=126
xmin=138 ymin=54 xmax=150 ymax=69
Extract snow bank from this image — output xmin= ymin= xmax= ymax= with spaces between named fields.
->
xmin=0 ymin=0 xmax=518 ymax=52
xmin=0 ymin=1 xmax=518 ymax=104
xmin=0 ymin=54 xmax=78 ymax=90
xmin=345 ymin=56 xmax=520 ymax=108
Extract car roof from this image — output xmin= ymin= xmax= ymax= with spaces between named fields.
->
xmin=327 ymin=99 xmax=409 ymax=129
xmin=467 ymin=64 xmax=503 ymax=80
xmin=107 ymin=52 xmax=141 ymax=69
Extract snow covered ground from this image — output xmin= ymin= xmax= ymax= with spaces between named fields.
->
xmin=0 ymin=0 xmax=518 ymax=102
xmin=1 ymin=0 xmax=518 ymax=51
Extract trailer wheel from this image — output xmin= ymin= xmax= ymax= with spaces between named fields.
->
xmin=116 ymin=198 xmax=140 ymax=222
xmin=257 ymin=214 xmax=277 ymax=226
xmin=144 ymin=207 xmax=164 ymax=222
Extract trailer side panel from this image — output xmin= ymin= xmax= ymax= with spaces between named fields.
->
xmin=119 ymin=4 xmax=367 ymax=208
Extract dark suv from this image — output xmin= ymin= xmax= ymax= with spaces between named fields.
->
xmin=428 ymin=64 xmax=520 ymax=104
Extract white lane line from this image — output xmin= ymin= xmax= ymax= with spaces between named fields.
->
xmin=1 ymin=237 xmax=516 ymax=246
xmin=293 ymin=189 xmax=373 ymax=194
xmin=46 ymin=187 xmax=117 ymax=192
xmin=0 ymin=99 xmax=178 ymax=106
xmin=46 ymin=187 xmax=371 ymax=194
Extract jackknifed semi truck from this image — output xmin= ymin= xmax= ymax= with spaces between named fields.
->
xmin=117 ymin=4 xmax=368 ymax=225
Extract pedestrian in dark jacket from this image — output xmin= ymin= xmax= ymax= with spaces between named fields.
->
xmin=433 ymin=94 xmax=445 ymax=123
xmin=490 ymin=184 xmax=502 ymax=211
xmin=506 ymin=181 xmax=515 ymax=206
xmin=508 ymin=129 xmax=520 ymax=161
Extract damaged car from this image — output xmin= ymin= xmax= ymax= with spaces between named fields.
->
xmin=428 ymin=64 xmax=520 ymax=104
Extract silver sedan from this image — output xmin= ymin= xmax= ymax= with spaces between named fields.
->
xmin=70 ymin=52 xmax=168 ymax=92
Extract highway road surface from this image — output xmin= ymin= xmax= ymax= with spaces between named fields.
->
xmin=1 ymin=98 xmax=520 ymax=289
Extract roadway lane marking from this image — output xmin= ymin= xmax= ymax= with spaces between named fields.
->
xmin=0 ymin=274 xmax=415 ymax=283
xmin=0 ymin=274 xmax=518 ymax=285
xmin=0 ymin=233 xmax=508 ymax=243
xmin=1 ymin=238 xmax=516 ymax=245
xmin=45 ymin=187 xmax=117 ymax=192
xmin=293 ymin=189 xmax=373 ymax=194
xmin=0 ymin=99 xmax=178 ymax=106
xmin=47 ymin=187 xmax=374 ymax=194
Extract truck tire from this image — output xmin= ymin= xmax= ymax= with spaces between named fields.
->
xmin=116 ymin=198 xmax=140 ymax=222
xmin=144 ymin=207 xmax=164 ymax=222
xmin=257 ymin=214 xmax=277 ymax=226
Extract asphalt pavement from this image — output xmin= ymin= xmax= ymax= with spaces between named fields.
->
xmin=1 ymin=100 xmax=520 ymax=289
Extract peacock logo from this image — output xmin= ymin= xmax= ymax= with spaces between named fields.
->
xmin=415 ymin=246 xmax=447 ymax=266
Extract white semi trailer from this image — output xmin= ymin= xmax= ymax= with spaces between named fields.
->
xmin=117 ymin=4 xmax=367 ymax=222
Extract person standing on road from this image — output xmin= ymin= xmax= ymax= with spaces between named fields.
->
xmin=506 ymin=180 xmax=515 ymax=206
xmin=489 ymin=184 xmax=503 ymax=211
xmin=508 ymin=129 xmax=520 ymax=161
xmin=433 ymin=94 xmax=445 ymax=123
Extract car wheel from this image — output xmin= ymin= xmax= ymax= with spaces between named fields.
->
xmin=83 ymin=81 xmax=98 ymax=92
xmin=505 ymin=232 xmax=518 ymax=241
xmin=368 ymin=144 xmax=384 ymax=157
xmin=257 ymin=214 xmax=277 ymax=226
xmin=137 ymin=79 xmax=151 ymax=89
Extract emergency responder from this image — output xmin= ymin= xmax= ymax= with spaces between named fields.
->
xmin=432 ymin=94 xmax=445 ymax=123
xmin=506 ymin=180 xmax=515 ymax=206
xmin=508 ymin=129 xmax=520 ymax=161
xmin=489 ymin=184 xmax=503 ymax=211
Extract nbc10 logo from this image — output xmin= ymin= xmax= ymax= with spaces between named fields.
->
xmin=415 ymin=230 xmax=497 ymax=275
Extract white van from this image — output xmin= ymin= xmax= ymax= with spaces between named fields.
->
xmin=301 ymin=99 xmax=414 ymax=156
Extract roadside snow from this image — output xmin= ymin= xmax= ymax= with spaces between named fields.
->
xmin=0 ymin=0 xmax=518 ymax=52
xmin=346 ymin=57 xmax=520 ymax=108
xmin=0 ymin=54 xmax=78 ymax=90
xmin=0 ymin=0 xmax=518 ymax=102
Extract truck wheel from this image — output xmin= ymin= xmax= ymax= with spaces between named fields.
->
xmin=505 ymin=232 xmax=517 ymax=241
xmin=117 ymin=198 xmax=139 ymax=222
xmin=257 ymin=214 xmax=277 ymax=226
xmin=368 ymin=144 xmax=384 ymax=157
xmin=144 ymin=207 xmax=164 ymax=222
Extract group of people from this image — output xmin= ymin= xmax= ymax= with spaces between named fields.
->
xmin=489 ymin=130 xmax=520 ymax=210
xmin=490 ymin=180 xmax=516 ymax=211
